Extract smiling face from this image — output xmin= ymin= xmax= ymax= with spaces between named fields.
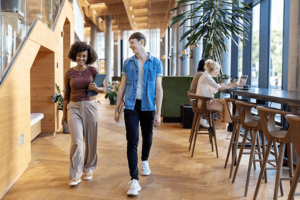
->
xmin=76 ymin=51 xmax=88 ymax=67
xmin=129 ymin=38 xmax=144 ymax=54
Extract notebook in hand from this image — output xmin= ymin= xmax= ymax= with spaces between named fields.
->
xmin=87 ymin=74 xmax=106 ymax=97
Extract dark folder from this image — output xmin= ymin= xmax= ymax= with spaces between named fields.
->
xmin=87 ymin=74 xmax=106 ymax=97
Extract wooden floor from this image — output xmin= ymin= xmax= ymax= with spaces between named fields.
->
xmin=3 ymin=94 xmax=300 ymax=200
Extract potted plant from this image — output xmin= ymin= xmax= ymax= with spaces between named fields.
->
xmin=171 ymin=0 xmax=252 ymax=84
xmin=52 ymin=84 xmax=69 ymax=133
xmin=105 ymin=81 xmax=119 ymax=105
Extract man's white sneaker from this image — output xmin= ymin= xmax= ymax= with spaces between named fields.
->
xmin=127 ymin=179 xmax=141 ymax=196
xmin=141 ymin=160 xmax=151 ymax=176
xmin=200 ymin=117 xmax=210 ymax=128
xmin=69 ymin=178 xmax=81 ymax=186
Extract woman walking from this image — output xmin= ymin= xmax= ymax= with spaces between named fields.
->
xmin=62 ymin=41 xmax=103 ymax=185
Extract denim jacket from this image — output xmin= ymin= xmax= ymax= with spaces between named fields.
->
xmin=121 ymin=53 xmax=163 ymax=111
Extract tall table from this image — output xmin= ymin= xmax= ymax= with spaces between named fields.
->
xmin=224 ymin=88 xmax=300 ymax=166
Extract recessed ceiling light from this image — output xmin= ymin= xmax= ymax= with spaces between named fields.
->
xmin=85 ymin=0 xmax=89 ymax=6
xmin=132 ymin=15 xmax=134 ymax=19
xmin=130 ymin=6 xmax=132 ymax=10
xmin=93 ymin=10 xmax=97 ymax=14
xmin=99 ymin=17 xmax=103 ymax=21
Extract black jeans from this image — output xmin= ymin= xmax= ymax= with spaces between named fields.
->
xmin=124 ymin=100 xmax=155 ymax=180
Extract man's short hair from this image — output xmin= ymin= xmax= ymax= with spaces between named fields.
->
xmin=129 ymin=32 xmax=147 ymax=46
xmin=197 ymin=59 xmax=207 ymax=72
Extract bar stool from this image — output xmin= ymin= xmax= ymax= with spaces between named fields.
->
xmin=224 ymin=98 xmax=248 ymax=178
xmin=232 ymin=101 xmax=266 ymax=196
xmin=254 ymin=106 xmax=294 ymax=200
xmin=188 ymin=93 xmax=219 ymax=158
xmin=286 ymin=114 xmax=300 ymax=200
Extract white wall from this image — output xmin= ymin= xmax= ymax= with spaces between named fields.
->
xmin=73 ymin=0 xmax=84 ymax=41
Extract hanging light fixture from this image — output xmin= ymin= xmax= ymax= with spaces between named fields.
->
xmin=182 ymin=49 xmax=187 ymax=54
xmin=192 ymin=42 xmax=199 ymax=48
xmin=162 ymin=55 xmax=166 ymax=59
xmin=186 ymin=54 xmax=191 ymax=57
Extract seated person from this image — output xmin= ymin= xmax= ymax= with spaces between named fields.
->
xmin=196 ymin=59 xmax=237 ymax=129
xmin=190 ymin=59 xmax=209 ymax=128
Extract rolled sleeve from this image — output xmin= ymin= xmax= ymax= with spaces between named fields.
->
xmin=156 ymin=61 xmax=163 ymax=77
xmin=121 ymin=60 xmax=128 ymax=76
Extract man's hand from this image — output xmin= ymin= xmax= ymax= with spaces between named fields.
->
xmin=114 ymin=110 xmax=120 ymax=123
xmin=154 ymin=113 xmax=161 ymax=127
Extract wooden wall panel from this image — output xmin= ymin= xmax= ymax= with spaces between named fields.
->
xmin=0 ymin=1 xmax=74 ymax=198
xmin=30 ymin=52 xmax=55 ymax=134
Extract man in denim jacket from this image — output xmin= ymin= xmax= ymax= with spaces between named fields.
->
xmin=114 ymin=32 xmax=163 ymax=196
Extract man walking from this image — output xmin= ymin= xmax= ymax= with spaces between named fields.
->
xmin=114 ymin=32 xmax=163 ymax=196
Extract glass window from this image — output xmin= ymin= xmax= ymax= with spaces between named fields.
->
xmin=251 ymin=4 xmax=260 ymax=88
xmin=270 ymin=0 xmax=284 ymax=89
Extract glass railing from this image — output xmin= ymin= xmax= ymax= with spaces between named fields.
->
xmin=0 ymin=0 xmax=63 ymax=84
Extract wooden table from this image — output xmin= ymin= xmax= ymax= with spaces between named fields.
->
xmin=227 ymin=88 xmax=300 ymax=107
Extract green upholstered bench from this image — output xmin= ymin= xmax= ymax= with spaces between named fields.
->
xmin=162 ymin=77 xmax=193 ymax=122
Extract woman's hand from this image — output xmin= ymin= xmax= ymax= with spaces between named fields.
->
xmin=61 ymin=115 xmax=67 ymax=127
xmin=89 ymin=83 xmax=98 ymax=92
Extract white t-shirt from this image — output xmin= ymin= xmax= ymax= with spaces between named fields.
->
xmin=196 ymin=73 xmax=221 ymax=98
xmin=136 ymin=62 xmax=144 ymax=100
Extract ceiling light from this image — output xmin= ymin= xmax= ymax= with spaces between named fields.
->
xmin=162 ymin=55 xmax=166 ymax=59
xmin=182 ymin=49 xmax=187 ymax=54
xmin=85 ymin=0 xmax=89 ymax=6
xmin=132 ymin=15 xmax=134 ymax=19
xmin=99 ymin=17 xmax=103 ymax=21
xmin=192 ymin=43 xmax=199 ymax=48
xmin=130 ymin=6 xmax=132 ymax=10
xmin=93 ymin=10 xmax=97 ymax=14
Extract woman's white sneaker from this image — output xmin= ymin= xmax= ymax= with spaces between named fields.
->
xmin=84 ymin=172 xmax=93 ymax=180
xmin=127 ymin=179 xmax=141 ymax=196
xmin=69 ymin=178 xmax=81 ymax=186
xmin=141 ymin=160 xmax=151 ymax=176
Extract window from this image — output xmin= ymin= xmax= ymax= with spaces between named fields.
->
xmin=251 ymin=4 xmax=260 ymax=88
xmin=270 ymin=0 xmax=284 ymax=89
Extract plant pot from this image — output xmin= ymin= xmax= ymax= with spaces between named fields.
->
xmin=63 ymin=122 xmax=70 ymax=134
xmin=220 ymin=78 xmax=229 ymax=85
xmin=110 ymin=99 xmax=116 ymax=105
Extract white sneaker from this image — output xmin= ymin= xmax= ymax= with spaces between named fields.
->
xmin=84 ymin=172 xmax=93 ymax=180
xmin=141 ymin=160 xmax=151 ymax=176
xmin=127 ymin=179 xmax=141 ymax=196
xmin=69 ymin=178 xmax=81 ymax=186
xmin=200 ymin=117 xmax=210 ymax=128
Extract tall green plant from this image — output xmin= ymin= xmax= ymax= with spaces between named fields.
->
xmin=171 ymin=0 xmax=252 ymax=64
xmin=52 ymin=84 xmax=64 ymax=111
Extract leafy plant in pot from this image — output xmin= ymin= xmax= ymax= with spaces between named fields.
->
xmin=171 ymin=0 xmax=252 ymax=87
xmin=52 ymin=84 xmax=69 ymax=133
xmin=105 ymin=81 xmax=119 ymax=105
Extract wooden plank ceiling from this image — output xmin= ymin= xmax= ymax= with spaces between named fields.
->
xmin=78 ymin=0 xmax=177 ymax=36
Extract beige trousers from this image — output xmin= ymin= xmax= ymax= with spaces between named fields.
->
xmin=206 ymin=99 xmax=232 ymax=128
xmin=67 ymin=100 xmax=100 ymax=180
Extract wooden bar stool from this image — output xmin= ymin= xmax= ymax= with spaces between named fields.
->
xmin=232 ymin=101 xmax=266 ymax=196
xmin=254 ymin=106 xmax=294 ymax=200
xmin=286 ymin=114 xmax=300 ymax=200
xmin=188 ymin=93 xmax=219 ymax=158
xmin=224 ymin=98 xmax=248 ymax=178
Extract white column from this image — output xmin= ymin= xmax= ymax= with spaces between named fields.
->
xmin=181 ymin=3 xmax=191 ymax=76
xmin=220 ymin=1 xmax=231 ymax=83
xmin=176 ymin=7 xmax=182 ymax=76
xmin=105 ymin=15 xmax=112 ymax=91
xmin=190 ymin=2 xmax=203 ymax=76
xmin=171 ymin=13 xmax=177 ymax=76
xmin=90 ymin=24 xmax=98 ymax=56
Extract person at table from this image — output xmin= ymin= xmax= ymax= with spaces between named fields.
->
xmin=190 ymin=58 xmax=209 ymax=128
xmin=62 ymin=41 xmax=104 ymax=186
xmin=196 ymin=59 xmax=237 ymax=129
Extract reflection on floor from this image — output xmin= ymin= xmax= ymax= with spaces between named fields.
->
xmin=3 ymin=94 xmax=300 ymax=200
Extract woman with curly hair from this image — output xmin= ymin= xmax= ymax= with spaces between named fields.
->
xmin=62 ymin=41 xmax=103 ymax=185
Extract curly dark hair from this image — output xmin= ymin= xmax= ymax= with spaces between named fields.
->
xmin=197 ymin=58 xmax=207 ymax=72
xmin=68 ymin=41 xmax=98 ymax=65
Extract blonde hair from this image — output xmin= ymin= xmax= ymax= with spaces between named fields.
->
xmin=204 ymin=59 xmax=220 ymax=73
